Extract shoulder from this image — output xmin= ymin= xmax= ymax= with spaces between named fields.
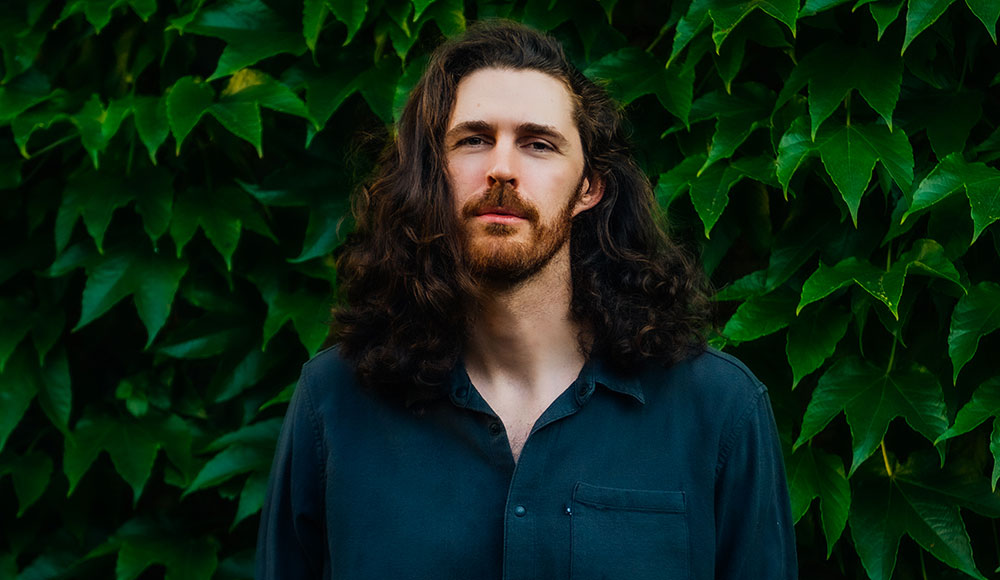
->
xmin=638 ymin=347 xmax=769 ymax=424
xmin=294 ymin=345 xmax=367 ymax=411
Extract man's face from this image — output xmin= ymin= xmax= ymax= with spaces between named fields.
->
xmin=444 ymin=68 xmax=601 ymax=282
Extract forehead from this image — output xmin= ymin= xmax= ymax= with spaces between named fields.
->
xmin=447 ymin=68 xmax=579 ymax=137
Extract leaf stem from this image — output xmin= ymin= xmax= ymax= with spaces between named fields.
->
xmin=646 ymin=21 xmax=671 ymax=53
xmin=881 ymin=440 xmax=893 ymax=477
xmin=919 ymin=548 xmax=927 ymax=580
xmin=886 ymin=337 xmax=897 ymax=375
xmin=845 ymin=91 xmax=852 ymax=127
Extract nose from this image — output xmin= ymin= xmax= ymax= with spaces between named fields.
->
xmin=486 ymin=141 xmax=518 ymax=189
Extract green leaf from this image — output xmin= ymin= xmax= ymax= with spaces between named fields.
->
xmin=303 ymin=0 xmax=328 ymax=52
xmin=131 ymin=167 xmax=174 ymax=245
xmin=254 ymin=278 xmax=332 ymax=355
xmin=722 ymin=287 xmax=798 ymax=342
xmin=799 ymin=257 xmax=904 ymax=318
xmin=801 ymin=0 xmax=851 ymax=16
xmin=209 ymin=346 xmax=282 ymax=403
xmin=937 ymin=375 xmax=1000 ymax=442
xmin=63 ymin=410 xmax=161 ymax=503
xmin=208 ymin=101 xmax=262 ymax=156
xmin=56 ymin=169 xmax=134 ymax=254
xmin=328 ymin=0 xmax=368 ymax=45
xmin=870 ymin=0 xmax=905 ymax=40
xmin=132 ymin=96 xmax=169 ymax=163
xmin=795 ymin=357 xmax=948 ymax=473
xmin=208 ymin=69 xmax=314 ymax=154
xmin=170 ymin=186 xmax=265 ymax=269
xmin=184 ymin=444 xmax=273 ymax=495
xmin=36 ymin=347 xmax=71 ymax=436
xmin=817 ymin=123 xmax=913 ymax=226
xmin=948 ymin=282 xmax=1000 ymax=382
xmin=128 ymin=0 xmax=156 ymax=20
xmin=157 ymin=317 xmax=253 ymax=359
xmin=776 ymin=42 xmax=902 ymax=138
xmin=75 ymin=245 xmax=188 ymax=347
xmin=0 ymin=68 xmax=58 ymax=125
xmin=72 ymin=95 xmax=131 ymax=169
xmin=300 ymin=57 xmax=364 ymax=131
xmin=0 ymin=298 xmax=34 ymax=373
xmin=178 ymin=0 xmax=307 ymax=81
xmin=775 ymin=115 xmax=812 ymax=194
xmin=705 ymin=0 xmax=799 ymax=51
xmin=0 ymin=346 xmax=41 ymax=454
xmin=166 ymin=76 xmax=214 ymax=155
xmin=786 ymin=302 xmax=851 ymax=388
xmin=992 ymin=419 xmax=1000 ymax=490
xmin=115 ymin=527 xmax=218 ymax=580
xmin=357 ymin=56 xmax=402 ymax=125
xmin=900 ymin=90 xmax=982 ymax=158
xmin=233 ymin=471 xmax=268 ymax=529
xmin=902 ymin=154 xmax=1000 ymax=242
xmin=7 ymin=449 xmax=53 ymax=516
xmin=584 ymin=47 xmax=694 ymax=124
xmin=894 ymin=238 xmax=964 ymax=291
xmin=903 ymin=0 xmax=958 ymax=53
xmin=786 ymin=445 xmax=849 ymax=556
xmin=850 ymin=453 xmax=997 ymax=580
xmin=966 ymin=0 xmax=1000 ymax=41
xmin=690 ymin=84 xmax=773 ymax=172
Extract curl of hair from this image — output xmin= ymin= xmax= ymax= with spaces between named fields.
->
xmin=333 ymin=20 xmax=711 ymax=394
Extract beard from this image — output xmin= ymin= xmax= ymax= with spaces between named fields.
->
xmin=458 ymin=180 xmax=581 ymax=284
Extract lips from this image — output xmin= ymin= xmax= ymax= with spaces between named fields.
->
xmin=476 ymin=206 xmax=526 ymax=219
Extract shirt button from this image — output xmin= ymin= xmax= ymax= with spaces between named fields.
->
xmin=489 ymin=422 xmax=502 ymax=436
xmin=513 ymin=505 xmax=527 ymax=517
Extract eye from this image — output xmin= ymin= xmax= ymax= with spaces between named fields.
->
xmin=457 ymin=136 xmax=489 ymax=147
xmin=525 ymin=140 xmax=555 ymax=152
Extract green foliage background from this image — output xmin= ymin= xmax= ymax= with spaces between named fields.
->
xmin=1 ymin=0 xmax=999 ymax=577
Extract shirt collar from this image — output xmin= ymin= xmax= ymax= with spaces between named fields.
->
xmin=406 ymin=355 xmax=647 ymax=409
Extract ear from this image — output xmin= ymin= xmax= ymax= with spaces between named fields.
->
xmin=572 ymin=174 xmax=605 ymax=217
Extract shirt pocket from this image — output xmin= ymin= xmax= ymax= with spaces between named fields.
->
xmin=569 ymin=482 xmax=689 ymax=580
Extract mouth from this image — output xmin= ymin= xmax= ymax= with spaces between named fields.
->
xmin=476 ymin=206 xmax=526 ymax=219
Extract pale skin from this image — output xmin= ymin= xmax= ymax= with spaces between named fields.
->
xmin=444 ymin=68 xmax=604 ymax=461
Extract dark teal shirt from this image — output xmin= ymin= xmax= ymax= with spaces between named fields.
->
xmin=256 ymin=347 xmax=797 ymax=579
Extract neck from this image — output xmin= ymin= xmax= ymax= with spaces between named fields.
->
xmin=463 ymin=246 xmax=588 ymax=400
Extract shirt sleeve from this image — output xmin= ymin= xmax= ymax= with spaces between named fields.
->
xmin=714 ymin=389 xmax=798 ymax=579
xmin=255 ymin=370 xmax=330 ymax=580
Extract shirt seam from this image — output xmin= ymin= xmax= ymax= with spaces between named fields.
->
xmin=299 ymin=367 xmax=328 ymax=490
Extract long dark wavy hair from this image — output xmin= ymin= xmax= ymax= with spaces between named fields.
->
xmin=333 ymin=20 xmax=711 ymax=393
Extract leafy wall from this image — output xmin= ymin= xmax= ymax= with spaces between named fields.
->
xmin=1 ymin=0 xmax=999 ymax=578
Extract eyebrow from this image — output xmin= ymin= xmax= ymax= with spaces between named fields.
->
xmin=445 ymin=120 xmax=570 ymax=148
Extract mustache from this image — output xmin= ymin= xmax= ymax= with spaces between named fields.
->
xmin=460 ymin=182 xmax=540 ymax=222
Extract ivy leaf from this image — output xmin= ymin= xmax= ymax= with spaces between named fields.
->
xmin=722 ymin=287 xmax=798 ymax=342
xmin=799 ymin=257 xmax=904 ymax=318
xmin=303 ymin=0 xmax=328 ymax=53
xmin=55 ymin=169 xmax=134 ymax=254
xmin=899 ymin=90 xmax=982 ymax=158
xmin=208 ymin=69 xmax=314 ymax=155
xmin=817 ymin=122 xmax=914 ymax=226
xmin=965 ymin=0 xmax=1000 ymax=42
xmin=36 ymin=346 xmax=71 ymax=436
xmin=0 ymin=346 xmax=40 ymax=454
xmin=130 ymin=166 xmax=174 ymax=246
xmin=689 ymin=84 xmax=773 ymax=172
xmin=937 ymin=377 xmax=1000 ymax=488
xmin=850 ymin=452 xmax=999 ymax=580
xmin=0 ymin=68 xmax=58 ymax=125
xmin=870 ymin=0 xmax=905 ymax=40
xmin=74 ymin=244 xmax=188 ymax=347
xmin=328 ymin=0 xmax=368 ymax=45
xmin=169 ymin=186 xmax=256 ymax=270
xmin=786 ymin=302 xmax=851 ymax=388
xmin=251 ymin=271 xmax=332 ymax=355
xmin=786 ymin=445 xmax=850 ymax=557
xmin=776 ymin=42 xmax=902 ymax=138
xmin=903 ymin=0 xmax=958 ymax=53
xmin=357 ymin=56 xmax=402 ymax=125
xmin=1 ymin=449 xmax=53 ymax=517
xmin=795 ymin=357 xmax=948 ymax=474
xmin=63 ymin=409 xmax=161 ymax=503
xmin=157 ymin=316 xmax=254 ymax=359
xmin=166 ymin=76 xmax=215 ymax=155
xmin=0 ymin=298 xmax=34 ymax=373
xmin=233 ymin=471 xmax=269 ymax=529
xmin=584 ymin=47 xmax=694 ymax=124
xmin=115 ymin=524 xmax=219 ymax=580
xmin=705 ymin=0 xmax=798 ymax=51
xmin=177 ymin=0 xmax=307 ymax=81
xmin=894 ymin=238 xmax=964 ymax=292
xmin=56 ymin=0 xmax=123 ymax=33
xmin=72 ymin=95 xmax=131 ymax=169
xmin=948 ymin=282 xmax=1000 ymax=382
xmin=902 ymin=153 xmax=1000 ymax=243
xmin=184 ymin=444 xmax=274 ymax=496
xmin=132 ymin=96 xmax=169 ymax=163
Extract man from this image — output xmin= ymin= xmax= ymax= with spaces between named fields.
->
xmin=257 ymin=20 xmax=797 ymax=580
